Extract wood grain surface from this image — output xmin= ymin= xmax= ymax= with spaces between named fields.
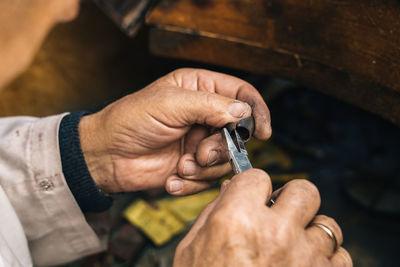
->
xmin=146 ymin=0 xmax=400 ymax=125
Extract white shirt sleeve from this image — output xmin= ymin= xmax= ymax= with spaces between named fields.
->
xmin=0 ymin=114 xmax=108 ymax=266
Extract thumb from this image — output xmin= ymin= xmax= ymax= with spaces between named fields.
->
xmin=172 ymin=89 xmax=252 ymax=128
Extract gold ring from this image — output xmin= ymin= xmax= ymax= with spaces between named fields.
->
xmin=310 ymin=222 xmax=338 ymax=252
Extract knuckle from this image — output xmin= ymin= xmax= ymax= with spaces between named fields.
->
xmin=237 ymin=169 xmax=271 ymax=185
xmin=204 ymin=91 xmax=215 ymax=105
xmin=201 ymin=92 xmax=226 ymax=126
xmin=171 ymin=68 xmax=192 ymax=79
xmin=288 ymin=179 xmax=320 ymax=201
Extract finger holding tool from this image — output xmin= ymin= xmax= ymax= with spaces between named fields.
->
xmin=222 ymin=116 xmax=276 ymax=206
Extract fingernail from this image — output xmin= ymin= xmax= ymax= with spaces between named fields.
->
xmin=207 ymin=150 xmax=219 ymax=166
xmin=169 ymin=180 xmax=183 ymax=193
xmin=183 ymin=160 xmax=197 ymax=176
xmin=229 ymin=101 xmax=249 ymax=118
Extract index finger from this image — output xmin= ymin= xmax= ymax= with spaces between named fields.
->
xmin=167 ymin=68 xmax=271 ymax=140
xmin=218 ymin=169 xmax=273 ymax=208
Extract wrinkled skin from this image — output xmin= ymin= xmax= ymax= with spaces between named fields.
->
xmin=1 ymin=2 xmax=352 ymax=266
xmin=79 ymin=68 xmax=271 ymax=194
xmin=174 ymin=169 xmax=353 ymax=267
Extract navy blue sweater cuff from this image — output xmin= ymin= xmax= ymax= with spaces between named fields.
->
xmin=59 ymin=112 xmax=113 ymax=212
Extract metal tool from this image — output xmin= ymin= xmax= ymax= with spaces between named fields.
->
xmin=223 ymin=118 xmax=275 ymax=206
xmin=222 ymin=126 xmax=253 ymax=174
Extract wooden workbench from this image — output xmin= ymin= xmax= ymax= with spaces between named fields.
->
xmin=145 ymin=0 xmax=400 ymax=126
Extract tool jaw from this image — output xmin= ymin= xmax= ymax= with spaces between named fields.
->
xmin=222 ymin=128 xmax=252 ymax=174
xmin=230 ymin=152 xmax=252 ymax=174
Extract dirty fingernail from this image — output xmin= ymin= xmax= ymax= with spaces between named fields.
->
xmin=229 ymin=101 xmax=249 ymax=118
xmin=183 ymin=160 xmax=197 ymax=176
xmin=169 ymin=180 xmax=183 ymax=193
xmin=207 ymin=150 xmax=219 ymax=166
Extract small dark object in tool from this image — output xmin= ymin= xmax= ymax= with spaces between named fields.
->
xmin=236 ymin=116 xmax=255 ymax=142
xmin=224 ymin=115 xmax=255 ymax=143
xmin=222 ymin=127 xmax=252 ymax=174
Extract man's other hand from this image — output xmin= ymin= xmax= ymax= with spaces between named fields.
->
xmin=79 ymin=68 xmax=271 ymax=194
xmin=174 ymin=169 xmax=353 ymax=267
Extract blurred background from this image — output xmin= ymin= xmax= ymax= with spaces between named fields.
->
xmin=1 ymin=3 xmax=399 ymax=267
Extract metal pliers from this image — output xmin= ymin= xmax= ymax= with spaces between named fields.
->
xmin=222 ymin=117 xmax=275 ymax=206
xmin=222 ymin=118 xmax=254 ymax=174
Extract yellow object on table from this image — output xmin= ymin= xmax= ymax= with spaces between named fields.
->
xmin=124 ymin=199 xmax=185 ymax=246
xmin=157 ymin=189 xmax=219 ymax=223
xmin=124 ymin=189 xmax=220 ymax=246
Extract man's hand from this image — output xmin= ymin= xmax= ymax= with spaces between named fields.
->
xmin=79 ymin=68 xmax=271 ymax=194
xmin=174 ymin=169 xmax=353 ymax=267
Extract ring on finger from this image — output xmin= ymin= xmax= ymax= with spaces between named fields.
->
xmin=310 ymin=222 xmax=338 ymax=253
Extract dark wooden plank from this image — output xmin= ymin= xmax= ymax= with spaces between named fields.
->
xmin=146 ymin=0 xmax=400 ymax=125
xmin=149 ymin=28 xmax=400 ymax=125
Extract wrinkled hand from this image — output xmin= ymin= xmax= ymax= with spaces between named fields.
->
xmin=174 ymin=169 xmax=352 ymax=267
xmin=79 ymin=68 xmax=271 ymax=194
